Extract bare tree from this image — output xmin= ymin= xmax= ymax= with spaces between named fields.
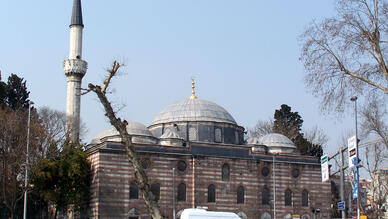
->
xmin=304 ymin=125 xmax=329 ymax=147
xmin=0 ymin=108 xmax=39 ymax=219
xmin=249 ymin=118 xmax=273 ymax=138
xmin=35 ymin=107 xmax=66 ymax=159
xmin=300 ymin=0 xmax=388 ymax=112
xmin=359 ymin=97 xmax=388 ymax=217
xmin=87 ymin=61 xmax=165 ymax=219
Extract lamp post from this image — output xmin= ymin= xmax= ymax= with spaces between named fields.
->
xmin=272 ymin=154 xmax=276 ymax=219
xmin=23 ymin=101 xmax=33 ymax=219
xmin=350 ymin=96 xmax=360 ymax=219
xmin=173 ymin=167 xmax=176 ymax=219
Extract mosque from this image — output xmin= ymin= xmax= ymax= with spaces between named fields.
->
xmin=64 ymin=0 xmax=331 ymax=218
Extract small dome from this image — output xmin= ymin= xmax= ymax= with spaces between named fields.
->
xmin=91 ymin=121 xmax=154 ymax=144
xmin=259 ymin=133 xmax=296 ymax=149
xmin=151 ymin=98 xmax=236 ymax=125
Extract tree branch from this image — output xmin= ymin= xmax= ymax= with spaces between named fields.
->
xmin=88 ymin=62 xmax=165 ymax=219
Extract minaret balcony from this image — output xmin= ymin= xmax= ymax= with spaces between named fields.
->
xmin=64 ymin=59 xmax=88 ymax=76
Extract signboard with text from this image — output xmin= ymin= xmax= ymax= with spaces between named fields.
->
xmin=337 ymin=201 xmax=345 ymax=211
xmin=348 ymin=135 xmax=357 ymax=168
xmin=321 ymin=154 xmax=329 ymax=182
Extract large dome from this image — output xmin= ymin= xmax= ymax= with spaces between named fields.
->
xmin=151 ymin=98 xmax=237 ymax=125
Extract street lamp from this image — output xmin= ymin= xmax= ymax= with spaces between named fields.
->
xmin=172 ymin=167 xmax=176 ymax=219
xmin=23 ymin=101 xmax=34 ymax=219
xmin=272 ymin=154 xmax=276 ymax=219
xmin=350 ymin=96 xmax=360 ymax=219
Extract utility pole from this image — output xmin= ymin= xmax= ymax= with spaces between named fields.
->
xmin=23 ymin=101 xmax=33 ymax=219
xmin=273 ymin=155 xmax=276 ymax=219
xmin=329 ymin=146 xmax=348 ymax=219
xmin=350 ymin=96 xmax=360 ymax=219
xmin=173 ymin=168 xmax=176 ymax=219
xmin=339 ymin=148 xmax=346 ymax=219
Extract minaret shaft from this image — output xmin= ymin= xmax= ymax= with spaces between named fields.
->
xmin=69 ymin=26 xmax=83 ymax=59
xmin=64 ymin=0 xmax=87 ymax=142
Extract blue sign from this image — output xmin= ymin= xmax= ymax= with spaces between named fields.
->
xmin=337 ymin=201 xmax=345 ymax=210
xmin=353 ymin=157 xmax=358 ymax=199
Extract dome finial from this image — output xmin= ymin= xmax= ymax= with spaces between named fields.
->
xmin=190 ymin=77 xmax=197 ymax=99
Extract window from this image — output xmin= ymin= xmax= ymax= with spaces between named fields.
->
xmin=284 ymin=214 xmax=292 ymax=219
xmin=302 ymin=190 xmax=309 ymax=207
xmin=261 ymin=167 xmax=270 ymax=177
xmin=189 ymin=127 xmax=197 ymax=141
xmin=222 ymin=163 xmax=230 ymax=181
xmin=129 ymin=181 xmax=138 ymax=199
xmin=208 ymin=184 xmax=216 ymax=203
xmin=285 ymin=189 xmax=292 ymax=206
xmin=235 ymin=131 xmax=239 ymax=144
xmin=237 ymin=186 xmax=244 ymax=204
xmin=151 ymin=183 xmax=160 ymax=201
xmin=128 ymin=208 xmax=139 ymax=219
xmin=215 ymin=128 xmax=222 ymax=143
xmin=261 ymin=212 xmax=272 ymax=219
xmin=177 ymin=183 xmax=186 ymax=202
xmin=177 ymin=160 xmax=187 ymax=172
xmin=262 ymin=187 xmax=270 ymax=205
xmin=291 ymin=168 xmax=300 ymax=178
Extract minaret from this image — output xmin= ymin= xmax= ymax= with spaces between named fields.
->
xmin=63 ymin=0 xmax=87 ymax=142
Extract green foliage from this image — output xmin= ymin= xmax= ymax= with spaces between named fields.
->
xmin=0 ymin=73 xmax=30 ymax=110
xmin=31 ymin=141 xmax=90 ymax=213
xmin=273 ymin=104 xmax=323 ymax=158
xmin=293 ymin=134 xmax=323 ymax=158
xmin=273 ymin=104 xmax=303 ymax=140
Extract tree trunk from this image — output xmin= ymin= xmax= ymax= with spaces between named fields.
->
xmin=88 ymin=62 xmax=165 ymax=219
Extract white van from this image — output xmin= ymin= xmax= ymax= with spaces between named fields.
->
xmin=180 ymin=208 xmax=241 ymax=219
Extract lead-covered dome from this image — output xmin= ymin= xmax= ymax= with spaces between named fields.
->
xmin=151 ymin=98 xmax=237 ymax=125
xmin=90 ymin=121 xmax=156 ymax=145
xmin=258 ymin=133 xmax=298 ymax=154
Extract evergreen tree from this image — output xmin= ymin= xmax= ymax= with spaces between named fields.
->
xmin=31 ymin=141 xmax=90 ymax=217
xmin=0 ymin=73 xmax=30 ymax=110
xmin=272 ymin=104 xmax=323 ymax=158
xmin=273 ymin=104 xmax=303 ymax=141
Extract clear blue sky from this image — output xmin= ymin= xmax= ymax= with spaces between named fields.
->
xmin=1 ymin=0 xmax=355 ymax=156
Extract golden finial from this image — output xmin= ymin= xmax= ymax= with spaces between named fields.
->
xmin=190 ymin=77 xmax=197 ymax=99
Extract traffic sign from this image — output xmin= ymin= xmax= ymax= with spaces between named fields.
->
xmin=337 ymin=201 xmax=345 ymax=211
xmin=321 ymin=154 xmax=329 ymax=182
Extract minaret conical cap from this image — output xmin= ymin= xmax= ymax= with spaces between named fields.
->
xmin=70 ymin=0 xmax=84 ymax=27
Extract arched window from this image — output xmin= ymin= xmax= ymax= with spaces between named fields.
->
xmin=222 ymin=163 xmax=230 ymax=181
xmin=208 ymin=184 xmax=216 ymax=203
xmin=261 ymin=212 xmax=272 ymax=219
xmin=151 ymin=183 xmax=160 ymax=201
xmin=262 ymin=187 xmax=270 ymax=205
xmin=237 ymin=186 xmax=244 ymax=204
xmin=285 ymin=189 xmax=292 ymax=206
xmin=284 ymin=213 xmax=292 ymax=219
xmin=302 ymin=190 xmax=309 ymax=206
xmin=128 ymin=208 xmax=139 ymax=219
xmin=129 ymin=181 xmax=138 ymax=199
xmin=177 ymin=183 xmax=186 ymax=202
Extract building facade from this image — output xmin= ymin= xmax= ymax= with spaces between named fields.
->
xmin=63 ymin=1 xmax=331 ymax=218
xmin=86 ymin=91 xmax=331 ymax=219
